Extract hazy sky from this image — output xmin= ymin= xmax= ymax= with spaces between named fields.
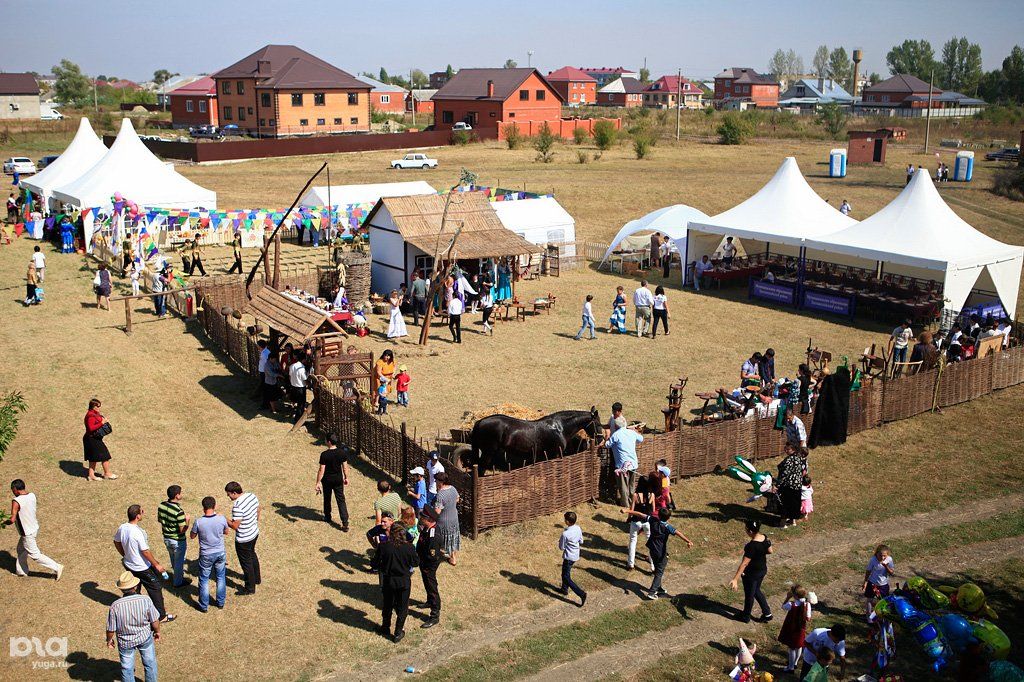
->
xmin=2 ymin=0 xmax=1021 ymax=82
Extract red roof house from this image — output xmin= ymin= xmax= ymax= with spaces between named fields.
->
xmin=546 ymin=66 xmax=597 ymax=107
xmin=644 ymin=75 xmax=704 ymax=109
xmin=431 ymin=68 xmax=563 ymax=129
xmin=169 ymin=77 xmax=218 ymax=128
xmin=714 ymin=67 xmax=779 ymax=108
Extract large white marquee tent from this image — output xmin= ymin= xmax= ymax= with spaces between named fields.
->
xmin=599 ymin=204 xmax=711 ymax=266
xmin=804 ymin=169 xmax=1024 ymax=318
xmin=21 ymin=117 xmax=108 ymax=209
xmin=493 ymin=196 xmax=577 ymax=256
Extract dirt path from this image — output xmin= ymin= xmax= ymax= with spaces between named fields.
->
xmin=324 ymin=492 xmax=1024 ymax=681
xmin=530 ymin=535 xmax=1024 ymax=682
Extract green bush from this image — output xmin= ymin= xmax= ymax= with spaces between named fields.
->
xmin=576 ymin=150 xmax=589 ymax=164
xmin=815 ymin=102 xmax=848 ymax=139
xmin=503 ymin=122 xmax=524 ymax=149
xmin=533 ymin=122 xmax=557 ymax=163
xmin=592 ymin=120 xmax=618 ymax=150
xmin=572 ymin=126 xmax=589 ymax=145
xmin=452 ymin=130 xmax=475 ymax=146
xmin=717 ymin=113 xmax=753 ymax=145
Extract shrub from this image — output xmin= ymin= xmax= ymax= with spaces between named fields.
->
xmin=576 ymin=150 xmax=589 ymax=164
xmin=502 ymin=122 xmax=523 ymax=149
xmin=593 ymin=151 xmax=602 ymax=161
xmin=632 ymin=128 xmax=656 ymax=159
xmin=592 ymin=120 xmax=617 ymax=150
xmin=572 ymin=126 xmax=589 ymax=145
xmin=717 ymin=113 xmax=753 ymax=145
xmin=533 ymin=122 xmax=557 ymax=163
xmin=993 ymin=168 xmax=1024 ymax=202
xmin=452 ymin=130 xmax=475 ymax=146
xmin=815 ymin=102 xmax=848 ymax=139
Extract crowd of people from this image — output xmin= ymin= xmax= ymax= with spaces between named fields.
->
xmin=574 ymin=280 xmax=674 ymax=339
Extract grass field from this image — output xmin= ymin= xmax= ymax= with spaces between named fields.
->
xmin=1 ymin=132 xmax=1024 ymax=681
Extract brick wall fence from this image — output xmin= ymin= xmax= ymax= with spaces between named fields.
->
xmin=496 ymin=117 xmax=622 ymax=141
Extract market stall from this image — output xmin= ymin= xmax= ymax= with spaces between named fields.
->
xmin=599 ymin=204 xmax=711 ymax=282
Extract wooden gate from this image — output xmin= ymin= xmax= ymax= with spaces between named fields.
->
xmin=546 ymin=244 xmax=560 ymax=277
xmin=314 ymin=350 xmax=374 ymax=398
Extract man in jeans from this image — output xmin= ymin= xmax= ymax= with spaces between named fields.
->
xmin=557 ymin=511 xmax=587 ymax=607
xmin=890 ymin=319 xmax=913 ymax=377
xmin=156 ymin=485 xmax=191 ymax=589
xmin=113 ymin=504 xmax=175 ymax=623
xmin=632 ymin=280 xmax=654 ymax=338
xmin=107 ymin=571 xmax=161 ymax=682
xmin=410 ymin=271 xmax=428 ymax=326
xmin=607 ymin=424 xmax=643 ymax=507
xmin=225 ymin=481 xmax=261 ymax=595
xmin=6 ymin=479 xmax=63 ymax=580
xmin=621 ymin=506 xmax=693 ymax=600
xmin=190 ymin=496 xmax=229 ymax=612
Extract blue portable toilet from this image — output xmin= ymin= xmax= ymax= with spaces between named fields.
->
xmin=954 ymin=150 xmax=974 ymax=182
xmin=829 ymin=148 xmax=847 ymax=177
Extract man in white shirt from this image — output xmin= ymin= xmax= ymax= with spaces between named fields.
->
xmin=839 ymin=199 xmax=852 ymax=216
xmin=693 ymin=255 xmax=712 ymax=291
xmin=6 ymin=479 xmax=62 ymax=580
xmin=659 ymin=236 xmax=672 ymax=278
xmin=801 ymin=626 xmax=847 ymax=679
xmin=257 ymin=340 xmax=270 ymax=408
xmin=113 ymin=504 xmax=173 ymax=622
xmin=574 ymin=295 xmax=596 ymax=340
xmin=721 ymin=237 xmax=737 ymax=265
xmin=426 ymin=451 xmax=445 ymax=506
xmin=632 ymin=280 xmax=654 ymax=338
xmin=31 ymin=246 xmax=46 ymax=281
xmin=998 ymin=319 xmax=1012 ymax=348
xmin=906 ymin=164 xmax=914 ymax=185
xmin=288 ymin=357 xmax=309 ymax=424
xmin=448 ymin=295 xmax=463 ymax=344
xmin=890 ymin=319 xmax=913 ymax=376
xmin=225 ymin=481 xmax=261 ymax=595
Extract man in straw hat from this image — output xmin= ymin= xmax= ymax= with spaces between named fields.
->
xmin=106 ymin=570 xmax=161 ymax=682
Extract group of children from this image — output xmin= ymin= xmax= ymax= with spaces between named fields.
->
xmin=376 ymin=365 xmax=411 ymax=415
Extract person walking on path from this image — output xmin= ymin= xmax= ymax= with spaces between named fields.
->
xmin=729 ymin=519 xmax=773 ymax=623
xmin=558 ymin=511 xmax=587 ymax=607
xmin=288 ymin=355 xmax=310 ymax=425
xmin=225 ymin=482 xmax=261 ymax=595
xmin=95 ymin=262 xmax=112 ymax=310
xmin=651 ymin=286 xmax=670 ymax=337
xmin=31 ymin=244 xmax=46 ymax=281
xmin=6 ymin=479 xmax=63 ymax=580
xmin=574 ymin=294 xmax=597 ymax=340
xmin=862 ymin=543 xmax=895 ymax=621
xmin=416 ymin=507 xmax=444 ymax=628
xmin=621 ymin=506 xmax=693 ymax=600
xmin=113 ymin=505 xmax=174 ymax=623
xmin=83 ymin=398 xmax=118 ymax=481
xmin=315 ymin=434 xmax=350 ymax=530
xmin=433 ymin=472 xmax=461 ymax=565
xmin=377 ymin=523 xmax=420 ymax=643
xmin=24 ymin=261 xmax=40 ymax=306
xmin=632 ymin=280 xmax=653 ymax=338
xmin=190 ymin=496 xmax=229 ymax=612
xmin=625 ymin=476 xmax=656 ymax=573
xmin=156 ymin=485 xmax=191 ymax=589
xmin=106 ymin=571 xmax=161 ymax=682
xmin=607 ymin=424 xmax=642 ymax=507
xmin=609 ymin=286 xmax=627 ymax=333
xmin=227 ymin=233 xmax=242 ymax=274
xmin=188 ymin=238 xmax=207 ymax=277
xmin=448 ymin=294 xmax=463 ymax=344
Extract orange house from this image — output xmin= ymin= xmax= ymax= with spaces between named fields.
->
xmin=212 ymin=44 xmax=370 ymax=137
xmin=713 ymin=67 xmax=779 ymax=108
xmin=431 ymin=68 xmax=563 ymax=130
xmin=169 ymin=76 xmax=218 ymax=128
xmin=546 ymin=66 xmax=597 ymax=107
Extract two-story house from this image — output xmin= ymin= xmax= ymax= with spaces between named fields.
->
xmin=546 ymin=67 xmax=597 ymax=107
xmin=431 ymin=68 xmax=563 ymax=129
xmin=169 ymin=77 xmax=218 ymax=128
xmin=713 ymin=67 xmax=779 ymax=109
xmin=0 ymin=73 xmax=40 ymax=120
xmin=643 ymin=75 xmax=703 ymax=109
xmin=597 ymin=77 xmax=645 ymax=107
xmin=212 ymin=45 xmax=370 ymax=137
xmin=857 ymin=74 xmax=985 ymax=118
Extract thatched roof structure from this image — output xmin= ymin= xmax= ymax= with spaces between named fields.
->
xmin=244 ymin=287 xmax=345 ymax=342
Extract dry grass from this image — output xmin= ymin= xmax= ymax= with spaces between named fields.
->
xmin=2 ymin=138 xmax=1024 ymax=681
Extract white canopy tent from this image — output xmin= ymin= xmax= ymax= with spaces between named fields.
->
xmin=600 ymin=204 xmax=711 ymax=283
xmin=298 ymin=181 xmax=436 ymax=207
xmin=804 ymin=169 xmax=1024 ymax=318
xmin=21 ymin=117 xmax=108 ymax=210
xmin=493 ymin=196 xmax=577 ymax=256
xmin=52 ymin=118 xmax=216 ymax=211
xmin=686 ymin=157 xmax=857 ymax=267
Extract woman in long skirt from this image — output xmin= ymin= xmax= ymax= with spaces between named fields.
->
xmin=83 ymin=398 xmax=117 ymax=481
xmin=609 ymin=286 xmax=627 ymax=333
xmin=386 ymin=291 xmax=408 ymax=339
xmin=433 ymin=472 xmax=461 ymax=565
xmin=495 ymin=260 xmax=512 ymax=302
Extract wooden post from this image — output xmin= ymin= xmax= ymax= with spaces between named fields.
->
xmin=262 ymin=234 xmax=271 ymax=285
xmin=123 ymin=298 xmax=133 ymax=335
xmin=272 ymin=233 xmax=281 ymax=289
xmin=470 ymin=465 xmax=480 ymax=540
xmin=355 ymin=397 xmax=362 ymax=455
xmin=400 ymin=422 xmax=409 ymax=486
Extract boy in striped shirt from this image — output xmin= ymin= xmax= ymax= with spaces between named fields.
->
xmin=157 ymin=485 xmax=191 ymax=588
xmin=225 ymin=481 xmax=261 ymax=595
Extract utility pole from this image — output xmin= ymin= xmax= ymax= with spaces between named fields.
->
xmin=675 ymin=68 xmax=682 ymax=141
xmin=923 ymin=68 xmax=935 ymax=153
xmin=410 ymin=69 xmax=416 ymax=127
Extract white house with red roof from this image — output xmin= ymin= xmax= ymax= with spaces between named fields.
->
xmin=643 ymin=75 xmax=704 ymax=109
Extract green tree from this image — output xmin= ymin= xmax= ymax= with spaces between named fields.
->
xmin=869 ymin=72 xmax=882 ymax=85
xmin=717 ymin=113 xmax=752 ymax=145
xmin=378 ymin=67 xmax=390 ymax=83
xmin=768 ymin=49 xmax=805 ymax=86
xmin=1002 ymin=45 xmax=1024 ymax=103
xmin=940 ymin=37 xmax=983 ymax=94
xmin=572 ymin=126 xmax=589 ymax=144
xmin=52 ymin=59 xmax=90 ymax=106
xmin=885 ymin=39 xmax=936 ymax=80
xmin=410 ymin=69 xmax=428 ymax=89
xmin=152 ymin=69 xmax=178 ymax=88
xmin=639 ymin=67 xmax=650 ymax=83
xmin=828 ymin=47 xmax=853 ymax=91
xmin=812 ymin=45 xmax=830 ymax=76
xmin=504 ymin=59 xmax=518 ymax=69
xmin=503 ymin=122 xmax=524 ymax=149
xmin=533 ymin=122 xmax=556 ymax=162
xmin=631 ymin=125 xmax=656 ymax=159
xmin=445 ymin=64 xmax=455 ymax=79
xmin=0 ymin=391 xmax=27 ymax=462
xmin=592 ymin=120 xmax=618 ymax=150
xmin=815 ymin=101 xmax=848 ymax=138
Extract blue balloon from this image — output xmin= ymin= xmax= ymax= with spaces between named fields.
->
xmin=937 ymin=612 xmax=977 ymax=654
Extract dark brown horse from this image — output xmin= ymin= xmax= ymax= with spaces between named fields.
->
xmin=465 ymin=407 xmax=602 ymax=473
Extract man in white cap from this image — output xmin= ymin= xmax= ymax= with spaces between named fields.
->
xmin=106 ymin=571 xmax=161 ymax=682
xmin=426 ymin=452 xmax=445 ymax=507
xmin=408 ymin=467 xmax=427 ymax=515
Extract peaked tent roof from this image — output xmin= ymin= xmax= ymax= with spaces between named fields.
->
xmin=21 ymin=117 xmax=108 ymax=199
xmin=431 ymin=68 xmax=563 ymax=102
xmin=600 ymin=204 xmax=711 ymax=264
xmin=688 ymin=157 xmax=855 ymax=247
xmin=244 ymin=287 xmax=345 ymax=342
xmin=299 ymin=181 xmax=436 ymax=207
xmin=51 ymin=118 xmax=216 ymax=210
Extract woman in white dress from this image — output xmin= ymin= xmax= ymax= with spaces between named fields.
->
xmin=387 ymin=290 xmax=408 ymax=339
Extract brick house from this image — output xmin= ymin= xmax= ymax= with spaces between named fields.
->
xmin=431 ymin=68 xmax=563 ymax=130
xmin=357 ymin=76 xmax=407 ymax=114
xmin=430 ymin=71 xmax=452 ymax=89
xmin=856 ymin=74 xmax=985 ymax=118
xmin=169 ymin=76 xmax=218 ymax=128
xmin=0 ymin=73 xmax=40 ymax=120
xmin=546 ymin=67 xmax=597 ymax=107
xmin=714 ymin=67 xmax=779 ymax=108
xmin=212 ymin=44 xmax=370 ymax=137
xmin=582 ymin=67 xmax=639 ymax=88
xmin=597 ymin=77 xmax=645 ymax=107
xmin=643 ymin=75 xmax=703 ymax=109
xmin=406 ymin=89 xmax=436 ymax=115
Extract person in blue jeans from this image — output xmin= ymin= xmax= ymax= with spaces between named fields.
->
xmin=106 ymin=570 xmax=161 ymax=682
xmin=157 ymin=485 xmax=191 ymax=589
xmin=557 ymin=511 xmax=587 ymax=607
xmin=190 ymin=496 xmax=229 ymax=612
xmin=574 ymin=295 xmax=596 ymax=340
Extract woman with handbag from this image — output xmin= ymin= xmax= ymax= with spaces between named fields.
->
xmin=83 ymin=398 xmax=117 ymax=481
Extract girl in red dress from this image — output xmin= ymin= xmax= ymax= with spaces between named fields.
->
xmin=778 ymin=583 xmax=812 ymax=673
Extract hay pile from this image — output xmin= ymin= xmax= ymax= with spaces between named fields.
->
xmin=461 ymin=403 xmax=545 ymax=427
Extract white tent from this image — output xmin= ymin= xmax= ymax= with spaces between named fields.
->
xmin=299 ymin=181 xmax=436 ymax=207
xmin=600 ymin=204 xmax=710 ymax=264
xmin=686 ymin=157 xmax=856 ymax=264
xmin=493 ymin=196 xmax=577 ymax=256
xmin=805 ymin=169 xmax=1024 ymax=317
xmin=52 ymin=118 xmax=216 ymax=211
xmin=21 ymin=117 xmax=108 ymax=209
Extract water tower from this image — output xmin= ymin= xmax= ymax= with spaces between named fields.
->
xmin=851 ymin=48 xmax=863 ymax=98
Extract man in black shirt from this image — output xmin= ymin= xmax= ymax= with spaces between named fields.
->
xmin=314 ymin=434 xmax=350 ymax=531
xmin=416 ymin=508 xmax=444 ymax=628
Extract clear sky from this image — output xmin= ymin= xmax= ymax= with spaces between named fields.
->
xmin=2 ymin=0 xmax=1021 ymax=82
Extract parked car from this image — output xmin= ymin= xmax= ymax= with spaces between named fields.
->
xmin=985 ymin=147 xmax=1020 ymax=162
xmin=220 ymin=124 xmax=244 ymax=136
xmin=40 ymin=108 xmax=63 ymax=121
xmin=189 ymin=125 xmax=223 ymax=140
xmin=391 ymin=153 xmax=439 ymax=170
xmin=452 ymin=122 xmax=473 ymax=131
xmin=3 ymin=157 xmax=37 ymax=175
xmin=38 ymin=155 xmax=60 ymax=169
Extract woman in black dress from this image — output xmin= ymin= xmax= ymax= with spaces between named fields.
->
xmin=777 ymin=445 xmax=805 ymax=527
xmin=83 ymin=398 xmax=117 ymax=481
xmin=729 ymin=519 xmax=773 ymax=623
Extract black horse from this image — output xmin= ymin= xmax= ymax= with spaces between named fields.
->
xmin=465 ymin=407 xmax=602 ymax=473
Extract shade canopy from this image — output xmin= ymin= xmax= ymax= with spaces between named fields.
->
xmin=600 ymin=204 xmax=710 ymax=265
xmin=52 ymin=118 xmax=216 ymax=210
xmin=299 ymin=181 xmax=436 ymax=207
xmin=805 ymin=169 xmax=1024 ymax=317
xmin=21 ymin=118 xmax=108 ymax=205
